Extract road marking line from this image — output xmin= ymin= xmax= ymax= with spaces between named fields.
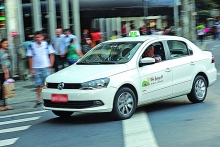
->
xmin=217 ymin=73 xmax=220 ymax=75
xmin=0 ymin=116 xmax=40 ymax=126
xmin=123 ymin=111 xmax=158 ymax=147
xmin=0 ymin=110 xmax=47 ymax=119
xmin=214 ymin=45 xmax=220 ymax=48
xmin=0 ymin=125 xmax=31 ymax=134
xmin=0 ymin=138 xmax=19 ymax=147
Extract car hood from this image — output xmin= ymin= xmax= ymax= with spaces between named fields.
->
xmin=46 ymin=64 xmax=128 ymax=83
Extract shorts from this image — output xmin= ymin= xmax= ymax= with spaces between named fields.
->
xmin=34 ymin=68 xmax=50 ymax=87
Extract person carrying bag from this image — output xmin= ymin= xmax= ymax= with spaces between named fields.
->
xmin=3 ymin=78 xmax=15 ymax=99
xmin=0 ymin=38 xmax=13 ymax=111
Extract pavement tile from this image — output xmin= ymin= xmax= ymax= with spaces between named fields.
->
xmin=0 ymin=79 xmax=44 ymax=116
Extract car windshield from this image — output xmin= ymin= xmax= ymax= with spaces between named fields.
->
xmin=77 ymin=42 xmax=143 ymax=65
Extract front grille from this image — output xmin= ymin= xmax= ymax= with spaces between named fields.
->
xmin=47 ymin=83 xmax=81 ymax=89
xmin=44 ymin=100 xmax=103 ymax=109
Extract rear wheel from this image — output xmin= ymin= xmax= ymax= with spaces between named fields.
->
xmin=187 ymin=75 xmax=207 ymax=103
xmin=52 ymin=111 xmax=74 ymax=117
xmin=111 ymin=87 xmax=137 ymax=120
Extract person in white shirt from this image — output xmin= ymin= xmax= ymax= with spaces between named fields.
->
xmin=51 ymin=28 xmax=65 ymax=72
xmin=197 ymin=28 xmax=205 ymax=44
xmin=26 ymin=31 xmax=55 ymax=108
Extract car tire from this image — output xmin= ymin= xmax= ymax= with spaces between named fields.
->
xmin=52 ymin=111 xmax=74 ymax=117
xmin=111 ymin=87 xmax=137 ymax=120
xmin=187 ymin=75 xmax=207 ymax=103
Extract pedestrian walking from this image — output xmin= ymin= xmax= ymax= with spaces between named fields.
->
xmin=82 ymin=29 xmax=90 ymax=40
xmin=66 ymin=38 xmax=83 ymax=65
xmin=51 ymin=28 xmax=65 ymax=72
xmin=90 ymin=28 xmax=101 ymax=46
xmin=81 ymin=38 xmax=92 ymax=54
xmin=26 ymin=31 xmax=55 ymax=108
xmin=110 ymin=30 xmax=121 ymax=40
xmin=0 ymin=38 xmax=13 ymax=111
xmin=121 ymin=24 xmax=127 ymax=37
xmin=197 ymin=27 xmax=205 ymax=44
xmin=217 ymin=23 xmax=220 ymax=40
xmin=150 ymin=27 xmax=157 ymax=35
xmin=17 ymin=35 xmax=35 ymax=80
xmin=61 ymin=28 xmax=81 ymax=67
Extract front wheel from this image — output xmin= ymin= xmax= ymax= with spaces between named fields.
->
xmin=52 ymin=111 xmax=74 ymax=117
xmin=187 ymin=75 xmax=207 ymax=103
xmin=111 ymin=87 xmax=137 ymax=120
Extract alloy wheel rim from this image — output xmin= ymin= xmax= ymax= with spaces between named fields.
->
xmin=117 ymin=92 xmax=134 ymax=116
xmin=195 ymin=79 xmax=206 ymax=100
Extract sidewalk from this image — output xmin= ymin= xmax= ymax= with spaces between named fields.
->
xmin=0 ymin=79 xmax=44 ymax=116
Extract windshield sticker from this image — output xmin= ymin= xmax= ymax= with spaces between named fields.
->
xmin=142 ymin=75 xmax=163 ymax=87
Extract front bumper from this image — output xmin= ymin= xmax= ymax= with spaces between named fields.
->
xmin=42 ymin=87 xmax=117 ymax=113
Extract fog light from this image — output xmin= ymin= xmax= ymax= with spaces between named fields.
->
xmin=94 ymin=100 xmax=104 ymax=106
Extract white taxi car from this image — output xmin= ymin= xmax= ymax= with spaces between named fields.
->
xmin=42 ymin=31 xmax=217 ymax=120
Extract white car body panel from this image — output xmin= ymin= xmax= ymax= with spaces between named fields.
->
xmin=46 ymin=64 xmax=128 ymax=83
xmin=42 ymin=35 xmax=217 ymax=114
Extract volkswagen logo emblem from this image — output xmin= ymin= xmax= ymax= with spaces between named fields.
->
xmin=57 ymin=82 xmax=64 ymax=90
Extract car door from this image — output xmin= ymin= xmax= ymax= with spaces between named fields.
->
xmin=167 ymin=40 xmax=195 ymax=95
xmin=138 ymin=41 xmax=173 ymax=103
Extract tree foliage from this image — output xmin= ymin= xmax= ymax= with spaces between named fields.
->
xmin=195 ymin=0 xmax=219 ymax=10
xmin=195 ymin=0 xmax=220 ymax=23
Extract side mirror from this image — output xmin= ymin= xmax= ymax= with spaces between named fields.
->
xmin=139 ymin=57 xmax=155 ymax=67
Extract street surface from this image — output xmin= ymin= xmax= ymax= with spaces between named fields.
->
xmin=0 ymin=39 xmax=219 ymax=147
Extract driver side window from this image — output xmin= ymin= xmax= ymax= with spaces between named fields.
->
xmin=142 ymin=42 xmax=165 ymax=63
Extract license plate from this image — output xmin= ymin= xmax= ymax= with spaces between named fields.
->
xmin=51 ymin=94 xmax=68 ymax=102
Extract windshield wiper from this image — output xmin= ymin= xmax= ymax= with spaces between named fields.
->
xmin=76 ymin=62 xmax=89 ymax=65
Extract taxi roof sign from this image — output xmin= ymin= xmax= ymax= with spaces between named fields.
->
xmin=129 ymin=30 xmax=140 ymax=37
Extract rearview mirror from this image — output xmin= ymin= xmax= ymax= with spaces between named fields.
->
xmin=139 ymin=57 xmax=155 ymax=67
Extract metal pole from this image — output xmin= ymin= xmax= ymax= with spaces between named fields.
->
xmin=16 ymin=0 xmax=25 ymax=43
xmin=143 ymin=0 xmax=148 ymax=18
xmin=47 ymin=0 xmax=56 ymax=40
xmin=191 ymin=0 xmax=196 ymax=43
xmin=31 ymin=0 xmax=42 ymax=32
xmin=174 ymin=0 xmax=179 ymax=36
xmin=5 ymin=0 xmax=17 ymax=76
xmin=182 ymin=0 xmax=190 ymax=39
xmin=60 ymin=0 xmax=69 ymax=29
xmin=71 ymin=0 xmax=81 ymax=43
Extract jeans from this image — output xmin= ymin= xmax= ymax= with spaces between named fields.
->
xmin=67 ymin=59 xmax=78 ymax=65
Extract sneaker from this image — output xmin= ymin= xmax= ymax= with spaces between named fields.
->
xmin=34 ymin=101 xmax=43 ymax=108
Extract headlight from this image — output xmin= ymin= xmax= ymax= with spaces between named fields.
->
xmin=80 ymin=78 xmax=110 ymax=90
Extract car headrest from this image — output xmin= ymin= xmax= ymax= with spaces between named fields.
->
xmin=154 ymin=45 xmax=161 ymax=54
xmin=122 ymin=48 xmax=131 ymax=57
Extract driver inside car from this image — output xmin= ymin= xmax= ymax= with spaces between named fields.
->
xmin=143 ymin=45 xmax=162 ymax=63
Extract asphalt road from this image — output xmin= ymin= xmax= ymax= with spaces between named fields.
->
xmin=0 ymin=40 xmax=220 ymax=147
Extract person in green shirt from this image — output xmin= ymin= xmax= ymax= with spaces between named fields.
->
xmin=66 ymin=38 xmax=83 ymax=65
